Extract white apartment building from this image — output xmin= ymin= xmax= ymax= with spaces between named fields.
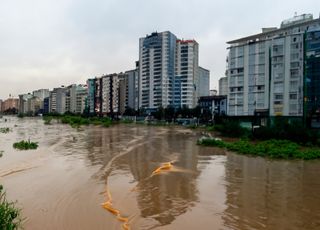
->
xmin=198 ymin=66 xmax=210 ymax=97
xmin=219 ymin=77 xmax=228 ymax=96
xmin=139 ymin=31 xmax=177 ymax=109
xmin=125 ymin=63 xmax=139 ymax=111
xmin=139 ymin=31 xmax=208 ymax=110
xmin=227 ymin=13 xmax=320 ymax=117
xmin=175 ymin=40 xmax=200 ymax=108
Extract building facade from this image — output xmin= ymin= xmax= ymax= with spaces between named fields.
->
xmin=139 ymin=31 xmax=208 ymax=110
xmin=125 ymin=62 xmax=139 ymax=111
xmin=198 ymin=67 xmax=210 ymax=97
xmin=226 ymin=13 xmax=320 ymax=117
xmin=219 ymin=76 xmax=228 ymax=96
xmin=139 ymin=31 xmax=177 ymax=110
xmin=174 ymin=39 xmax=199 ymax=108
xmin=305 ymin=28 xmax=320 ymax=127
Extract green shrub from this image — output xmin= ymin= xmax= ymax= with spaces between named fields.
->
xmin=214 ymin=120 xmax=249 ymax=138
xmin=0 ymin=128 xmax=10 ymax=134
xmin=43 ymin=116 xmax=52 ymax=125
xmin=198 ymin=138 xmax=320 ymax=160
xmin=253 ymin=119 xmax=320 ymax=145
xmin=13 ymin=140 xmax=38 ymax=150
xmin=0 ymin=185 xmax=21 ymax=230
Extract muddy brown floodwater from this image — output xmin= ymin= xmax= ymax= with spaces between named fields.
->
xmin=0 ymin=116 xmax=320 ymax=230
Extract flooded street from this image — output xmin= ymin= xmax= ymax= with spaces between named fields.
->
xmin=1 ymin=116 xmax=320 ymax=230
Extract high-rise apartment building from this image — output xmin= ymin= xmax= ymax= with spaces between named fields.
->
xmin=198 ymin=67 xmax=210 ymax=97
xmin=226 ymin=13 xmax=320 ymax=117
xmin=125 ymin=61 xmax=139 ymax=111
xmin=219 ymin=77 xmax=228 ymax=96
xmin=139 ymin=31 xmax=208 ymax=110
xmin=87 ymin=78 xmax=96 ymax=114
xmin=139 ymin=31 xmax=177 ymax=110
xmin=305 ymin=28 xmax=320 ymax=126
xmin=175 ymin=39 xmax=200 ymax=108
xmin=87 ymin=73 xmax=127 ymax=116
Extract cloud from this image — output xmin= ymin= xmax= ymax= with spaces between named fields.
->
xmin=0 ymin=0 xmax=320 ymax=98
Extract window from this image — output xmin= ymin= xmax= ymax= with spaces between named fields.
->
xmin=290 ymin=94 xmax=297 ymax=100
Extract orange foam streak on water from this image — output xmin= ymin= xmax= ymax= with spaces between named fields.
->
xmin=151 ymin=162 xmax=173 ymax=175
xmin=101 ymin=187 xmax=130 ymax=230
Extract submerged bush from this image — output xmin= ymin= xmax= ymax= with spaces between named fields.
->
xmin=253 ymin=119 xmax=320 ymax=145
xmin=214 ymin=120 xmax=249 ymax=138
xmin=43 ymin=116 xmax=52 ymax=125
xmin=0 ymin=154 xmax=21 ymax=229
xmin=44 ymin=114 xmax=113 ymax=128
xmin=13 ymin=140 xmax=38 ymax=150
xmin=197 ymin=138 xmax=320 ymax=160
xmin=0 ymin=185 xmax=21 ymax=230
xmin=0 ymin=128 xmax=10 ymax=134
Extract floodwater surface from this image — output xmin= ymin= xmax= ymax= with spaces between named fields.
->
xmin=0 ymin=117 xmax=320 ymax=230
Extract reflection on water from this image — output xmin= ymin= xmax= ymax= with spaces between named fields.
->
xmin=223 ymin=153 xmax=320 ymax=230
xmin=1 ymin=116 xmax=320 ymax=230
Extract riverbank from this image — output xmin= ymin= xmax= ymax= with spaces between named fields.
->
xmin=197 ymin=138 xmax=320 ymax=160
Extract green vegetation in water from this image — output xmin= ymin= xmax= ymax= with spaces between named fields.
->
xmin=0 ymin=154 xmax=21 ymax=229
xmin=0 ymin=185 xmax=22 ymax=230
xmin=197 ymin=138 xmax=320 ymax=160
xmin=119 ymin=119 xmax=134 ymax=124
xmin=43 ymin=116 xmax=52 ymax=125
xmin=13 ymin=140 xmax=38 ymax=150
xmin=17 ymin=113 xmax=24 ymax=118
xmin=0 ymin=128 xmax=10 ymax=134
xmin=44 ymin=114 xmax=113 ymax=128
xmin=212 ymin=121 xmax=249 ymax=138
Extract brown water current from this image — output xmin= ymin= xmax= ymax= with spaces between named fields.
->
xmin=0 ymin=116 xmax=320 ymax=230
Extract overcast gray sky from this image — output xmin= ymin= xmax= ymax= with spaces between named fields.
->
xmin=1 ymin=0 xmax=320 ymax=99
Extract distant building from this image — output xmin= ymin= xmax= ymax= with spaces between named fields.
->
xmin=175 ymin=39 xmax=199 ymax=108
xmin=139 ymin=31 xmax=208 ymax=110
xmin=49 ymin=90 xmax=57 ymax=113
xmin=125 ymin=61 xmax=139 ymax=111
xmin=32 ymin=89 xmax=49 ymax=101
xmin=2 ymin=98 xmax=19 ymax=112
xmin=305 ymin=28 xmax=320 ymax=127
xmin=198 ymin=95 xmax=227 ymax=116
xmin=218 ymin=77 xmax=228 ymax=96
xmin=55 ymin=87 xmax=67 ymax=114
xmin=88 ymin=73 xmax=128 ymax=116
xmin=19 ymin=93 xmax=33 ymax=114
xmin=65 ymin=84 xmax=87 ymax=114
xmin=86 ymin=78 xmax=96 ymax=115
xmin=139 ymin=31 xmax=177 ymax=109
xmin=198 ymin=67 xmax=210 ymax=97
xmin=43 ymin=97 xmax=50 ymax=114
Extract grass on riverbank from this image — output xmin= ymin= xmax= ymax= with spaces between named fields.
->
xmin=13 ymin=140 xmax=38 ymax=150
xmin=197 ymin=138 xmax=320 ymax=160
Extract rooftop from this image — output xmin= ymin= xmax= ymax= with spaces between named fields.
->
xmin=227 ymin=13 xmax=320 ymax=45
